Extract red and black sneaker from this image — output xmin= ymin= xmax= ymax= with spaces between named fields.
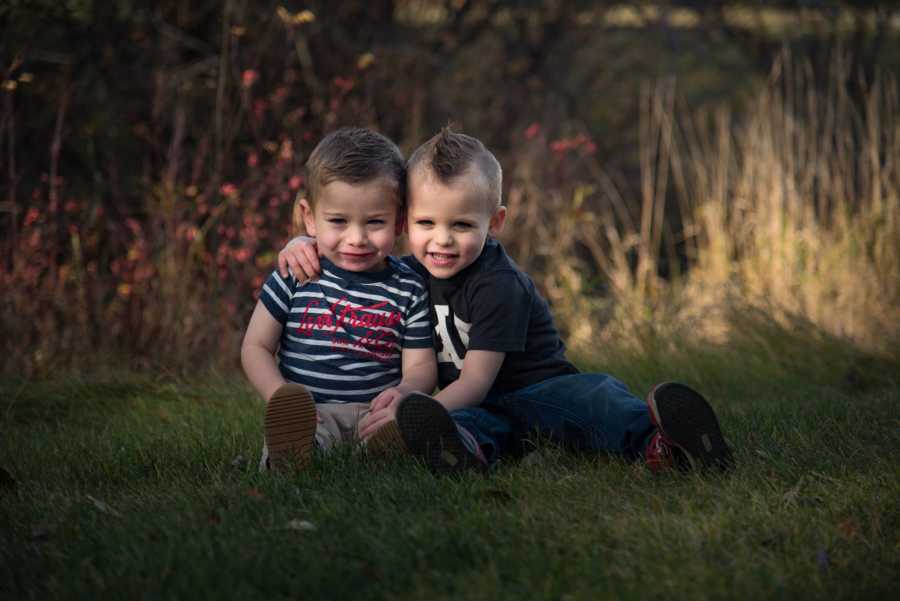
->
xmin=643 ymin=429 xmax=680 ymax=474
xmin=395 ymin=393 xmax=487 ymax=476
xmin=645 ymin=382 xmax=734 ymax=472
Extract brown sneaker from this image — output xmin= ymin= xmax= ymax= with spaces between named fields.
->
xmin=264 ymin=383 xmax=317 ymax=470
xmin=364 ymin=419 xmax=407 ymax=458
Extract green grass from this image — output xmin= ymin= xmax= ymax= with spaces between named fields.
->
xmin=1 ymin=362 xmax=898 ymax=600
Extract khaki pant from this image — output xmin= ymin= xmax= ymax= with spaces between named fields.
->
xmin=314 ymin=402 xmax=371 ymax=450
xmin=259 ymin=402 xmax=400 ymax=471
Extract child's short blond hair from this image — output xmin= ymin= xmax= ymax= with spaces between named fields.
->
xmin=407 ymin=127 xmax=502 ymax=211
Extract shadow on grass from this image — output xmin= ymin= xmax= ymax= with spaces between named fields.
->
xmin=0 ymin=373 xmax=253 ymax=428
xmin=0 ymin=379 xmax=151 ymax=426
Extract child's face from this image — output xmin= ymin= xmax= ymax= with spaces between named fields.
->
xmin=406 ymin=169 xmax=506 ymax=279
xmin=300 ymin=177 xmax=401 ymax=273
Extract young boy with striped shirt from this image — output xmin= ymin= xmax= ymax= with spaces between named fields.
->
xmin=241 ymin=128 xmax=436 ymax=470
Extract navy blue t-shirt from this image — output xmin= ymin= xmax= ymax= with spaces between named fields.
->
xmin=403 ymin=239 xmax=578 ymax=394
xmin=260 ymin=256 xmax=433 ymax=403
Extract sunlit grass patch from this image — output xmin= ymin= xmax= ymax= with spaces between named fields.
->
xmin=504 ymin=52 xmax=899 ymax=368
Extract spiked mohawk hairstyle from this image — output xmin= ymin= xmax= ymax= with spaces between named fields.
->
xmin=407 ymin=126 xmax=502 ymax=210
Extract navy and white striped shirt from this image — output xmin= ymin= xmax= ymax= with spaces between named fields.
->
xmin=260 ymin=257 xmax=433 ymax=404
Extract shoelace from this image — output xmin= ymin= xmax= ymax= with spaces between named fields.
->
xmin=645 ymin=431 xmax=674 ymax=472
xmin=455 ymin=424 xmax=487 ymax=464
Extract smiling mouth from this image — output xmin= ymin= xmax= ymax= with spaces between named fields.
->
xmin=340 ymin=252 xmax=374 ymax=260
xmin=428 ymin=252 xmax=457 ymax=265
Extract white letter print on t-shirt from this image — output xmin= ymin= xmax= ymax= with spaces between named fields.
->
xmin=434 ymin=304 xmax=471 ymax=369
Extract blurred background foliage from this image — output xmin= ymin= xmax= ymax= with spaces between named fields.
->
xmin=1 ymin=1 xmax=898 ymax=375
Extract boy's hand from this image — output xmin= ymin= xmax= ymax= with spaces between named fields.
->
xmin=358 ymin=405 xmax=398 ymax=440
xmin=358 ymin=387 xmax=405 ymax=440
xmin=369 ymin=386 xmax=405 ymax=413
xmin=277 ymin=236 xmax=320 ymax=281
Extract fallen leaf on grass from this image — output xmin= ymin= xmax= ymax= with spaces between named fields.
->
xmin=283 ymin=519 xmax=316 ymax=531
xmin=759 ymin=532 xmax=785 ymax=550
xmin=245 ymin=488 xmax=265 ymax=499
xmin=0 ymin=466 xmax=16 ymax=492
xmin=520 ymin=450 xmax=545 ymax=468
xmin=230 ymin=455 xmax=247 ymax=469
xmin=838 ymin=519 xmax=858 ymax=539
xmin=30 ymin=523 xmax=53 ymax=542
xmin=479 ymin=488 xmax=514 ymax=504
xmin=358 ymin=560 xmax=382 ymax=580
xmin=782 ymin=476 xmax=805 ymax=507
xmin=86 ymin=495 xmax=122 ymax=517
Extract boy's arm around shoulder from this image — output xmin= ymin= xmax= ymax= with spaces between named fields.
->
xmin=277 ymin=235 xmax=320 ymax=281
xmin=241 ymin=300 xmax=287 ymax=403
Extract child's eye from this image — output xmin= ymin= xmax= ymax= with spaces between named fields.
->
xmin=414 ymin=219 xmax=434 ymax=227
xmin=368 ymin=219 xmax=386 ymax=226
xmin=327 ymin=218 xmax=346 ymax=225
xmin=453 ymin=222 xmax=474 ymax=230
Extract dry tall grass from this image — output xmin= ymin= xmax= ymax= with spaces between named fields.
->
xmin=2 ymin=54 xmax=897 ymax=375
xmin=502 ymin=53 xmax=899 ymax=361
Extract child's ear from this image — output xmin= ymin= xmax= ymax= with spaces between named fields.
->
xmin=299 ymin=199 xmax=317 ymax=236
xmin=488 ymin=206 xmax=507 ymax=236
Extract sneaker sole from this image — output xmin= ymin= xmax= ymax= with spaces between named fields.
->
xmin=395 ymin=393 xmax=482 ymax=475
xmin=647 ymin=382 xmax=734 ymax=472
xmin=264 ymin=383 xmax=317 ymax=470
xmin=365 ymin=419 xmax=407 ymax=458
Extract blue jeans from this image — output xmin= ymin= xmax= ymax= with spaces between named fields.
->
xmin=450 ymin=373 xmax=655 ymax=464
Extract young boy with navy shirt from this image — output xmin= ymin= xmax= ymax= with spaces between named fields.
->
xmin=279 ymin=128 xmax=734 ymax=475
xmin=241 ymin=127 xmax=436 ymax=470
